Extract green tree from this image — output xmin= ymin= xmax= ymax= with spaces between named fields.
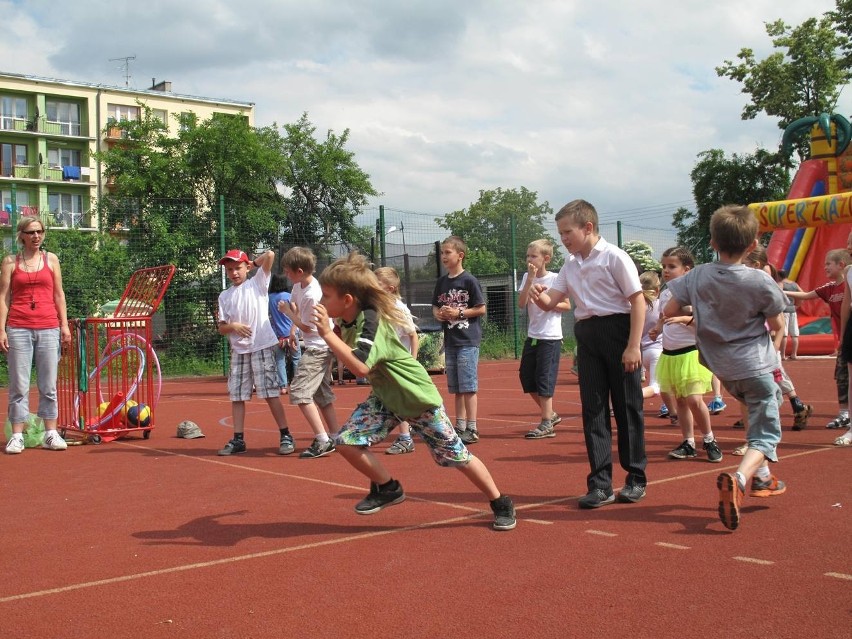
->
xmin=437 ymin=187 xmax=560 ymax=275
xmin=276 ymin=113 xmax=378 ymax=246
xmin=716 ymin=12 xmax=851 ymax=160
xmin=673 ymin=149 xmax=790 ymax=263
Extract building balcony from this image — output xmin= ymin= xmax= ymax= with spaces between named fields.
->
xmin=4 ymin=164 xmax=92 ymax=183
xmin=1 ymin=205 xmax=95 ymax=230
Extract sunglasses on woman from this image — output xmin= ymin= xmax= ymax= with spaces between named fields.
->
xmin=22 ymin=229 xmax=44 ymax=236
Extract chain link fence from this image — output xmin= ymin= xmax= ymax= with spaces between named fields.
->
xmin=0 ymin=198 xmax=678 ymax=378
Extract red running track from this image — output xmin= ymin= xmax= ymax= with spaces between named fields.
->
xmin=0 ymin=357 xmax=849 ymax=638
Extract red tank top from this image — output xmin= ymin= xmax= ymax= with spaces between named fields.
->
xmin=7 ymin=252 xmax=59 ymax=329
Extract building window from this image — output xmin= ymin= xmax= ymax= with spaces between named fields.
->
xmin=152 ymin=108 xmax=167 ymax=123
xmin=1 ymin=143 xmax=28 ymax=177
xmin=47 ymin=148 xmax=83 ymax=169
xmin=48 ymin=192 xmax=84 ymax=228
xmin=108 ymin=104 xmax=140 ymax=122
xmin=0 ymin=95 xmax=28 ymax=131
xmin=45 ymin=100 xmax=81 ymax=136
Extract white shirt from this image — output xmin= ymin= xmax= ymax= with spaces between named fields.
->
xmin=217 ymin=268 xmax=278 ymax=355
xmin=551 ymin=237 xmax=641 ymax=320
xmin=393 ymin=298 xmax=417 ymax=352
xmin=659 ymin=288 xmax=696 ymax=350
xmin=291 ymin=277 xmax=332 ymax=350
xmin=519 ymin=270 xmax=563 ymax=340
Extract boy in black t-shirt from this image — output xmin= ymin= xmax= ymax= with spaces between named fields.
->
xmin=432 ymin=236 xmax=486 ymax=444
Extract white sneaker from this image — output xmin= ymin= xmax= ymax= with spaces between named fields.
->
xmin=5 ymin=437 xmax=25 ymax=454
xmin=42 ymin=430 xmax=68 ymax=451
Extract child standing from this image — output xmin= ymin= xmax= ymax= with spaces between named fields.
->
xmin=778 ymin=269 xmax=802 ymax=360
xmin=268 ymin=273 xmax=301 ymax=394
xmin=639 ymin=271 xmax=663 ymax=401
xmin=518 ymin=239 xmax=571 ymax=439
xmin=785 ymin=246 xmax=849 ymax=430
xmin=654 ymin=247 xmax=722 ymax=463
xmin=374 ymin=266 xmax=420 ymax=455
xmin=665 ymin=205 xmax=788 ymax=531
xmin=528 ymin=199 xmax=648 ymax=508
xmin=313 ymin=252 xmax=516 ymax=530
xmin=216 ymin=249 xmax=293 ymax=456
xmin=432 ymin=236 xmax=486 ymax=444
xmin=279 ymin=247 xmax=338 ymax=459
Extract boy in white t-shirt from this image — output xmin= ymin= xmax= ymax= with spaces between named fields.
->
xmin=216 ymin=249 xmax=292 ymax=456
xmin=279 ymin=247 xmax=338 ymax=459
xmin=518 ymin=239 xmax=571 ymax=438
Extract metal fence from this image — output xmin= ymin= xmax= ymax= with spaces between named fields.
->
xmin=0 ymin=198 xmax=679 ymax=376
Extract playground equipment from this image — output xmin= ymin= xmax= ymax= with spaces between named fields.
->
xmin=57 ymin=265 xmax=175 ymax=444
xmin=748 ymin=113 xmax=852 ymax=324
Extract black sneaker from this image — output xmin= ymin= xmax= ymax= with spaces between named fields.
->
xmin=616 ymin=484 xmax=646 ymax=503
xmin=668 ymin=440 xmax=697 ymax=459
xmin=703 ymin=439 xmax=723 ymax=463
xmin=218 ymin=438 xmax=246 ymax=456
xmin=299 ymin=437 xmax=336 ymax=458
xmin=278 ymin=434 xmax=295 ymax=455
xmin=490 ymin=495 xmax=517 ymax=530
xmin=355 ymin=480 xmax=405 ymax=514
xmin=578 ymin=488 xmax=615 ymax=509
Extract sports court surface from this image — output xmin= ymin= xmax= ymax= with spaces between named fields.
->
xmin=1 ymin=357 xmax=849 ymax=638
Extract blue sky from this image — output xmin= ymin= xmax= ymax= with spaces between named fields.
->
xmin=1 ymin=0 xmax=842 ymax=254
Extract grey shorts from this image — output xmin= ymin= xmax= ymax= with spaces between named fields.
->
xmin=228 ymin=346 xmax=280 ymax=401
xmin=289 ymin=348 xmax=336 ymax=407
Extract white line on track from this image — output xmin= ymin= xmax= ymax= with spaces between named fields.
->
xmin=586 ymin=529 xmax=618 ymax=537
xmin=733 ymin=556 xmax=775 ymax=565
xmin=655 ymin=542 xmax=690 ymax=550
xmin=825 ymin=572 xmax=852 ymax=581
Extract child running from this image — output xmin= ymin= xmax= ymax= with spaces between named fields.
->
xmin=654 ymin=247 xmax=722 ymax=463
xmin=517 ymin=239 xmax=571 ymax=439
xmin=312 ymin=252 xmax=516 ymax=530
xmin=374 ymin=266 xmax=420 ymax=455
xmin=665 ymin=205 xmax=788 ymax=531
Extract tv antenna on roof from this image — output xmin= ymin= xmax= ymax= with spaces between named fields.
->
xmin=109 ymin=55 xmax=136 ymax=87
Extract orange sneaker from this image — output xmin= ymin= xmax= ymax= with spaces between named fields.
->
xmin=750 ymin=475 xmax=786 ymax=497
xmin=717 ymin=472 xmax=744 ymax=531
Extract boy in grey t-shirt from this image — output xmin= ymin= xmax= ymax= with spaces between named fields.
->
xmin=664 ymin=205 xmax=787 ymax=532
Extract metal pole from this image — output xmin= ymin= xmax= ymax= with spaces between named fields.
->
xmin=510 ymin=213 xmax=520 ymax=358
xmin=379 ymin=204 xmax=387 ymax=266
xmin=617 ymin=220 xmax=623 ymax=248
xmin=220 ymin=194 xmax=228 ymax=376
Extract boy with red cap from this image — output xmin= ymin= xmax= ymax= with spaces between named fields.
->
xmin=216 ymin=249 xmax=293 ymax=456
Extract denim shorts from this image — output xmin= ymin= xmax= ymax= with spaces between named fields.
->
xmin=721 ymin=373 xmax=782 ymax=462
xmin=444 ymin=345 xmax=479 ymax=394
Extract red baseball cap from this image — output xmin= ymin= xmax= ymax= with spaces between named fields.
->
xmin=218 ymin=249 xmax=251 ymax=265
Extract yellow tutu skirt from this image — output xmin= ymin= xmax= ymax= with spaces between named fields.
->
xmin=656 ymin=348 xmax=712 ymax=398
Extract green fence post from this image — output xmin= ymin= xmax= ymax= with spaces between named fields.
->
xmin=379 ymin=204 xmax=387 ymax=266
xmin=220 ymin=194 xmax=228 ymax=377
xmin=510 ymin=213 xmax=520 ymax=359
xmin=617 ymin=220 xmax=623 ymax=248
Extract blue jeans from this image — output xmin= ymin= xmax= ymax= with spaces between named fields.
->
xmin=6 ymin=327 xmax=61 ymax=423
xmin=274 ymin=343 xmax=302 ymax=388
xmin=722 ymin=373 xmax=782 ymax=462
xmin=444 ymin=345 xmax=479 ymax=394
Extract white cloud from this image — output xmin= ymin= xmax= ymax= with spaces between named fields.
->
xmin=0 ymin=0 xmax=841 ymax=254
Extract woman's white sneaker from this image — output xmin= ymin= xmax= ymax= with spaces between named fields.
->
xmin=42 ymin=430 xmax=68 ymax=451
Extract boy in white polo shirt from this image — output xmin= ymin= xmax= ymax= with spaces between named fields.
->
xmin=518 ymin=239 xmax=571 ymax=438
xmin=529 ymin=199 xmax=648 ymax=508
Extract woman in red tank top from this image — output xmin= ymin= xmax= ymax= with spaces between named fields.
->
xmin=0 ymin=216 xmax=72 ymax=454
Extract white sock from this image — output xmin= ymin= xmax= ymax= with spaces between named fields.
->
xmin=455 ymin=419 xmax=466 ymax=432
xmin=734 ymin=472 xmax=746 ymax=490
xmin=316 ymin=432 xmax=329 ymax=443
xmin=466 ymin=420 xmax=477 ymax=432
xmin=755 ymin=465 xmax=771 ymax=481
xmin=686 ymin=437 xmax=695 ymax=447
xmin=841 ymin=410 xmax=849 ymax=419
xmin=703 ymin=432 xmax=715 ymax=443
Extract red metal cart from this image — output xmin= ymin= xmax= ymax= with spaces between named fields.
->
xmin=57 ymin=265 xmax=175 ymax=443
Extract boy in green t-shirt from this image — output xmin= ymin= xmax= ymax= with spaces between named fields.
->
xmin=311 ymin=252 xmax=516 ymax=531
